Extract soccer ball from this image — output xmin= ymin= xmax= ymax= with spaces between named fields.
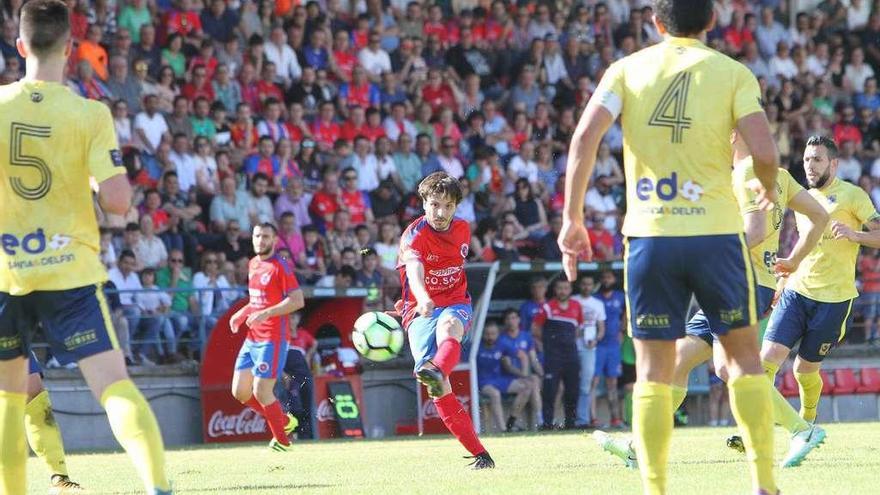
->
xmin=351 ymin=312 xmax=404 ymax=362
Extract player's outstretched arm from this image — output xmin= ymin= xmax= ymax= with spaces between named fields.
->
xmin=743 ymin=211 xmax=768 ymax=249
xmin=404 ymin=260 xmax=434 ymax=316
xmin=97 ymin=174 xmax=133 ymax=215
xmin=832 ymin=217 xmax=880 ymax=248
xmin=245 ymin=289 xmax=306 ymax=327
xmin=559 ymin=101 xmax=614 ymax=280
xmin=737 ymin=112 xmax=780 ymax=210
xmin=775 ymin=190 xmax=830 ymax=276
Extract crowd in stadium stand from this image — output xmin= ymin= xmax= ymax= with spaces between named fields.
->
xmin=8 ymin=0 xmax=880 ymax=364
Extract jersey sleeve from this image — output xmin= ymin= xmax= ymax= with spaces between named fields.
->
xmin=591 ymin=60 xmax=625 ymax=119
xmin=397 ymin=222 xmax=424 ymax=266
xmin=87 ymin=103 xmax=126 ymax=183
xmin=732 ymin=64 xmax=764 ymax=122
xmin=781 ymin=169 xmax=804 ymax=205
xmin=732 ymin=159 xmax=760 ymax=215
xmin=277 ymin=258 xmax=300 ymax=295
xmin=852 ymin=187 xmax=880 ymax=226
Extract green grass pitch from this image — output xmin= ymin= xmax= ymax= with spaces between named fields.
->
xmin=26 ymin=422 xmax=880 ymax=494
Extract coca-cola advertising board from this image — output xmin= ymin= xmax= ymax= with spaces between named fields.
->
xmin=418 ymin=368 xmax=472 ymax=435
xmin=200 ymin=296 xmax=369 ymax=443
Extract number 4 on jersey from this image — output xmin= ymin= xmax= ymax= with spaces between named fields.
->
xmin=648 ymin=72 xmax=692 ymax=144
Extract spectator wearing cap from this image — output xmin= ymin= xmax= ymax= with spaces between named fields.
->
xmin=264 ymin=25 xmax=302 ymax=88
xmin=201 ymin=0 xmax=239 ymax=43
xmin=211 ymin=177 xmax=252 ymax=233
xmin=106 ymin=56 xmax=142 ymax=113
xmin=212 ymin=63 xmax=242 ymax=115
xmin=167 ymin=96 xmax=195 ymax=142
xmin=190 ymin=98 xmax=216 ymax=140
xmin=384 ymin=101 xmax=418 ymax=142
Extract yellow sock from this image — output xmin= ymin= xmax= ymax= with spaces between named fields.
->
xmin=794 ymin=371 xmax=822 ymax=422
xmin=728 ymin=374 xmax=776 ymax=494
xmin=762 ymin=361 xmax=809 ymax=434
xmin=0 ymin=390 xmax=28 ymax=495
xmin=671 ymin=385 xmax=687 ymax=411
xmin=633 ymin=382 xmax=673 ymax=495
xmin=100 ymin=379 xmax=170 ymax=492
xmin=24 ymin=390 xmax=68 ymax=476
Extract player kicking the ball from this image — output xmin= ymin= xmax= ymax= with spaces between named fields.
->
xmin=229 ymin=223 xmax=304 ymax=451
xmin=396 ymin=172 xmax=494 ymax=469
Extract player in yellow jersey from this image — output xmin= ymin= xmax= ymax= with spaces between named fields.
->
xmin=762 ymin=135 xmax=880 ymax=467
xmin=594 ymin=132 xmax=829 ymax=473
xmin=559 ymin=2 xmax=781 ymax=494
xmin=0 ymin=1 xmax=171 ymax=494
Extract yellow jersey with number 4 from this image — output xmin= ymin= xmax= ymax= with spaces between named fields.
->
xmin=732 ymin=161 xmax=803 ymax=289
xmin=592 ymin=37 xmax=764 ymax=237
xmin=0 ymin=81 xmax=124 ymax=295
xmin=788 ymin=178 xmax=878 ymax=303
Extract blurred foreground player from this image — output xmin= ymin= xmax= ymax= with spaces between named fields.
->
xmin=0 ymin=1 xmax=169 ymax=493
xmin=397 ymin=172 xmax=494 ymax=469
xmin=229 ymin=223 xmax=304 ymax=451
xmin=559 ymin=1 xmax=780 ymax=493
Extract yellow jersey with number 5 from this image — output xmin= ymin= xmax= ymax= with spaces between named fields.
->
xmin=592 ymin=37 xmax=764 ymax=237
xmin=732 ymin=161 xmax=803 ymax=289
xmin=0 ymin=80 xmax=124 ymax=295
xmin=788 ymin=178 xmax=878 ymax=303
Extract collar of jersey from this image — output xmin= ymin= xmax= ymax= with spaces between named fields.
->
xmin=667 ymin=36 xmax=704 ymax=47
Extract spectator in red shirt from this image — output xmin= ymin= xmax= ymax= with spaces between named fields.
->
xmin=187 ymin=40 xmax=219 ymax=80
xmin=256 ymin=62 xmax=285 ymax=110
xmin=588 ymin=221 xmax=616 ymax=262
xmin=164 ymin=0 xmax=204 ymax=47
xmin=238 ymin=62 xmax=260 ymax=111
xmin=181 ymin=64 xmax=215 ymax=102
xmin=363 ymin=108 xmax=388 ymax=143
xmin=339 ymin=166 xmax=375 ymax=226
xmin=340 ymin=105 xmax=369 ymax=143
xmin=421 ymin=68 xmax=457 ymax=115
xmin=309 ymin=168 xmax=343 ymax=233
xmin=860 ymin=249 xmax=880 ymax=344
xmin=230 ymin=102 xmax=259 ymax=153
xmin=311 ymin=101 xmax=342 ymax=151
xmin=331 ymin=30 xmax=357 ymax=82
xmin=338 ymin=65 xmax=380 ymax=110
xmin=424 ymin=4 xmax=451 ymax=47
xmin=833 ymin=105 xmax=863 ymax=147
xmin=285 ymin=103 xmax=313 ymax=143
xmin=723 ymin=11 xmax=754 ymax=54
xmin=140 ymin=189 xmax=171 ymax=233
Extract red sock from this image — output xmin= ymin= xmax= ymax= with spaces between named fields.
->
xmin=261 ymin=400 xmax=292 ymax=446
xmin=244 ymin=397 xmax=264 ymax=413
xmin=434 ymin=393 xmax=485 ymax=456
xmin=432 ymin=338 xmax=461 ymax=376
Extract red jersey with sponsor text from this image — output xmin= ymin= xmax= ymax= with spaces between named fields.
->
xmin=396 ymin=216 xmax=471 ymax=329
xmin=247 ymin=254 xmax=299 ymax=342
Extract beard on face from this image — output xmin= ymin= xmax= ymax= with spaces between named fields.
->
xmin=808 ymin=167 xmax=832 ymax=189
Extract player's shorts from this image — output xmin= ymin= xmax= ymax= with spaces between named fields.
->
xmin=407 ymin=303 xmax=472 ymax=372
xmin=479 ymin=376 xmax=514 ymax=394
xmin=764 ymin=289 xmax=854 ymax=362
xmin=594 ymin=344 xmax=622 ymax=378
xmin=625 ymin=235 xmax=757 ymax=341
xmin=28 ymin=350 xmax=41 ymax=375
xmin=235 ymin=339 xmax=289 ymax=379
xmin=0 ymin=284 xmax=119 ymax=365
xmin=686 ymin=285 xmax=776 ymax=347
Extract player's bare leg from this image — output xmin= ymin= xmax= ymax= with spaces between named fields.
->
xmin=506 ymin=378 xmax=532 ymax=432
xmin=480 ymin=385 xmax=504 ymax=432
xmin=419 ymin=315 xmax=494 ymax=469
xmin=0 ymin=357 xmax=30 ymax=495
xmin=231 ymin=369 xmax=255 ymax=404
xmin=717 ymin=326 xmax=776 ymax=494
xmin=25 ymin=372 xmax=84 ymax=494
xmin=79 ymin=350 xmax=171 ymax=494
xmin=529 ymin=376 xmax=541 ymax=430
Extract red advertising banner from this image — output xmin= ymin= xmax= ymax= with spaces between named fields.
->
xmin=200 ymin=295 xmax=369 ymax=443
xmin=419 ymin=368 xmax=472 ymax=435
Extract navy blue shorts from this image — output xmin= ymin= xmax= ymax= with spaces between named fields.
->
xmin=595 ymin=344 xmax=622 ymax=378
xmin=625 ymin=235 xmax=758 ymax=340
xmin=28 ymin=350 xmax=41 ymax=375
xmin=686 ymin=285 xmax=776 ymax=347
xmin=479 ymin=376 xmax=514 ymax=393
xmin=765 ymin=289 xmax=854 ymax=362
xmin=0 ymin=284 xmax=119 ymax=365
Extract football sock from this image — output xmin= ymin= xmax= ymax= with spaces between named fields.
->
xmin=762 ymin=361 xmax=809 ymax=434
xmin=794 ymin=371 xmax=822 ymax=422
xmin=728 ymin=374 xmax=776 ymax=495
xmin=633 ymin=382 xmax=673 ymax=495
xmin=0 ymin=390 xmax=27 ymax=495
xmin=245 ymin=396 xmax=264 ymax=413
xmin=100 ymin=379 xmax=170 ymax=492
xmin=432 ymin=338 xmax=461 ymax=376
xmin=434 ymin=393 xmax=485 ymax=456
xmin=261 ymin=400 xmax=292 ymax=446
xmin=671 ymin=385 xmax=688 ymax=411
xmin=24 ymin=390 xmax=68 ymax=476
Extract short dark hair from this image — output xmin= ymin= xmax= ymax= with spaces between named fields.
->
xmin=252 ymin=172 xmax=270 ymax=184
xmin=20 ymin=0 xmax=70 ymax=56
xmin=338 ymin=265 xmax=357 ymax=281
xmin=805 ymin=135 xmax=839 ymax=159
xmin=256 ymin=222 xmax=278 ymax=234
xmin=119 ymin=249 xmax=136 ymax=261
xmin=418 ymin=172 xmax=463 ymax=205
xmin=654 ymin=0 xmax=714 ymax=36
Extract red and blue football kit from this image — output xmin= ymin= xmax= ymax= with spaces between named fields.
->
xmin=235 ymin=254 xmax=299 ymax=379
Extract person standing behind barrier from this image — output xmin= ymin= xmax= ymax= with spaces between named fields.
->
xmin=595 ymin=269 xmax=627 ymax=427
xmin=571 ymin=276 xmax=606 ymax=428
xmin=282 ymin=313 xmax=317 ymax=439
xmin=533 ymin=279 xmax=582 ymax=429
xmin=518 ymin=276 xmax=548 ymax=335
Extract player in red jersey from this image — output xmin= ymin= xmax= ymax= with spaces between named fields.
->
xmin=229 ymin=223 xmax=305 ymax=451
xmin=396 ymin=172 xmax=495 ymax=469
